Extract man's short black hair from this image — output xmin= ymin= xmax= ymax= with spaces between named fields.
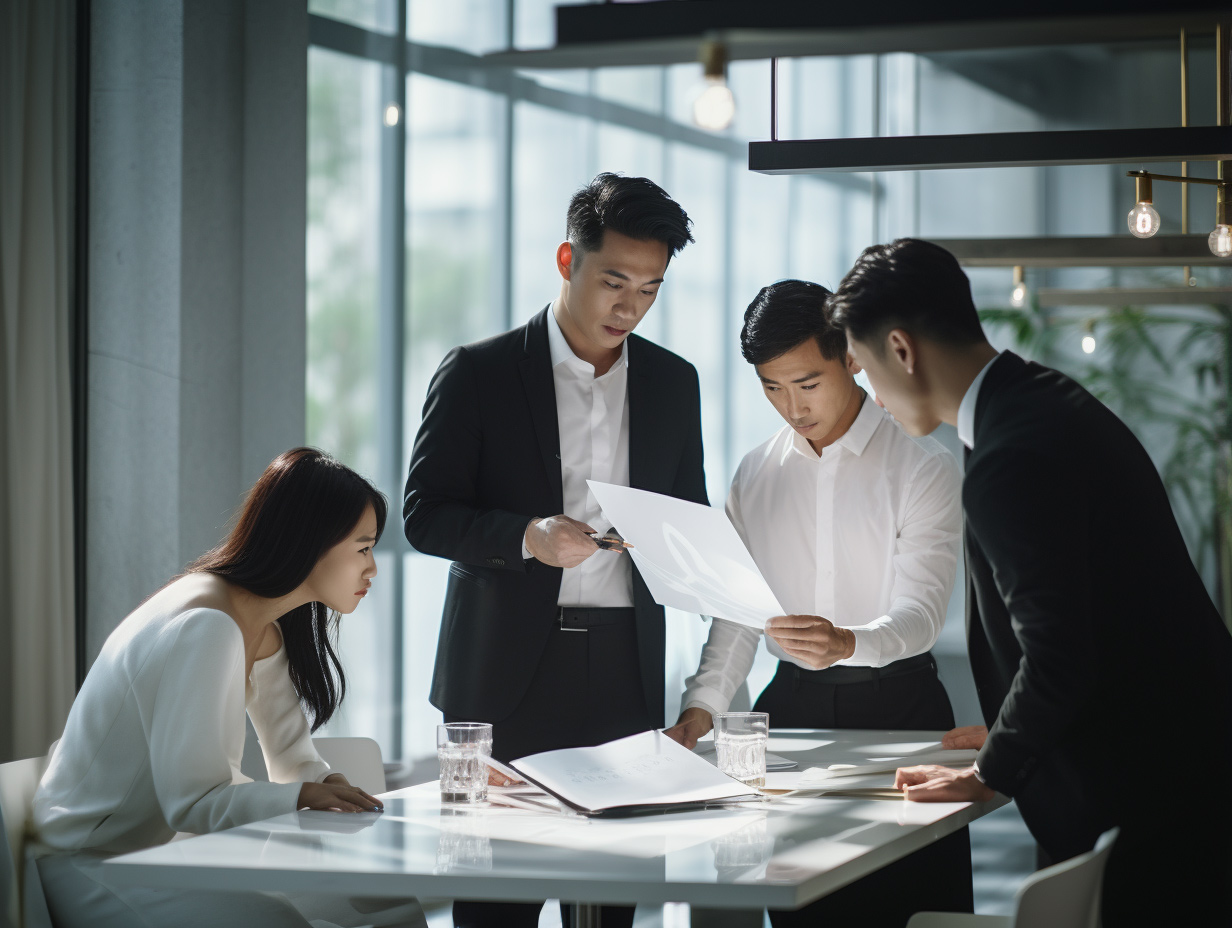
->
xmin=828 ymin=238 xmax=986 ymax=351
xmin=740 ymin=280 xmax=846 ymax=366
xmin=566 ymin=173 xmax=694 ymax=265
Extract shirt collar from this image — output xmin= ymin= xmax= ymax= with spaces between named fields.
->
xmin=789 ymin=390 xmax=881 ymax=459
xmin=547 ymin=304 xmax=629 ymax=377
xmin=957 ymin=352 xmax=1002 ymax=449
xmin=836 ymin=391 xmax=881 ymax=456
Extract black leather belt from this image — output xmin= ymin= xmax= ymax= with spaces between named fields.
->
xmin=558 ymin=606 xmax=636 ymax=632
xmin=791 ymin=651 xmax=937 ymax=687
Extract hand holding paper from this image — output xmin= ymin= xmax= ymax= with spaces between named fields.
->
xmin=764 ymin=614 xmax=856 ymax=670
xmin=586 ymin=481 xmax=781 ymax=629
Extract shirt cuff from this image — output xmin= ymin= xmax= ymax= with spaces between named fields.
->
xmin=971 ymin=761 xmax=985 ymax=784
xmin=681 ymin=683 xmax=733 ymax=719
xmin=521 ymin=518 xmax=535 ymax=560
xmin=840 ymin=625 xmax=882 ymax=666
xmin=681 ymin=699 xmax=723 ymax=721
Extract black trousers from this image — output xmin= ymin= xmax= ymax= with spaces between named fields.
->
xmin=753 ymin=656 xmax=974 ymax=928
xmin=450 ymin=608 xmax=652 ymax=928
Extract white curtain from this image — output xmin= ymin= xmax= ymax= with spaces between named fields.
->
xmin=0 ymin=0 xmax=76 ymax=762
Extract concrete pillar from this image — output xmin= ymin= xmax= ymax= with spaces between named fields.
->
xmin=86 ymin=0 xmax=307 ymax=661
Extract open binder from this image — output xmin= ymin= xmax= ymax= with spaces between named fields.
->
xmin=503 ymin=730 xmax=758 ymax=817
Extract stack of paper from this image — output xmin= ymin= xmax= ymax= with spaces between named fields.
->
xmin=758 ymin=749 xmax=979 ymax=799
xmin=509 ymin=730 xmax=758 ymax=816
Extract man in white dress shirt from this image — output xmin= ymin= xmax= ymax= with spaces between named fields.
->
xmin=664 ymin=279 xmax=972 ymax=926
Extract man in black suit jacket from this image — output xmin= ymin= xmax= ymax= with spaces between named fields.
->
xmin=830 ymin=238 xmax=1232 ymax=926
xmin=404 ymin=174 xmax=706 ymax=928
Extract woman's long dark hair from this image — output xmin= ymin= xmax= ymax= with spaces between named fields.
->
xmin=189 ymin=448 xmax=387 ymax=731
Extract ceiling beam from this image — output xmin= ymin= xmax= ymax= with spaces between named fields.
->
xmin=484 ymin=2 xmax=1229 ymax=69
xmin=933 ymin=235 xmax=1232 ymax=267
xmin=1038 ymin=287 xmax=1232 ymax=305
xmin=747 ymin=126 xmax=1232 ymax=174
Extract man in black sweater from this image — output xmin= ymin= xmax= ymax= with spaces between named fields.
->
xmin=829 ymin=237 xmax=1232 ymax=926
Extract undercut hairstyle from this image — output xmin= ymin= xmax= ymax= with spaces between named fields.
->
xmin=740 ymin=279 xmax=846 ymax=366
xmin=566 ymin=172 xmax=694 ymax=267
xmin=828 ymin=238 xmax=986 ymax=352
xmin=189 ymin=448 xmax=387 ymax=731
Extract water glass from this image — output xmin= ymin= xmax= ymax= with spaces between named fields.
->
xmin=437 ymin=722 xmax=493 ymax=803
xmin=713 ymin=711 xmax=768 ymax=787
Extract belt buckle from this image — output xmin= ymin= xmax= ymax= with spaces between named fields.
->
xmin=558 ymin=607 xmax=588 ymax=632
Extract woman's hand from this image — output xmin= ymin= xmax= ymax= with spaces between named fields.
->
xmin=298 ymin=775 xmax=384 ymax=813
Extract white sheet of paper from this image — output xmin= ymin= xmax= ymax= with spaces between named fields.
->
xmin=511 ymin=730 xmax=752 ymax=814
xmin=586 ymin=481 xmax=782 ymax=629
xmin=790 ymin=749 xmax=979 ymax=785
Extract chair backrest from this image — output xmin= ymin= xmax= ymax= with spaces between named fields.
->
xmin=311 ymin=737 xmax=386 ymax=795
xmin=0 ymin=755 xmax=51 ymax=928
xmin=1013 ymin=827 xmax=1119 ymax=928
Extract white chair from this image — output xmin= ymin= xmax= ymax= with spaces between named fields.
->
xmin=907 ymin=828 xmax=1119 ymax=928
xmin=311 ymin=736 xmax=387 ymax=795
xmin=0 ymin=755 xmax=53 ymax=928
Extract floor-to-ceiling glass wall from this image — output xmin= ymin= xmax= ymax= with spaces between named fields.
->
xmin=306 ymin=0 xmax=893 ymax=763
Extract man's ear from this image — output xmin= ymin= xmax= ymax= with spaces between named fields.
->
xmin=556 ymin=242 xmax=573 ymax=281
xmin=885 ymin=329 xmax=918 ymax=376
xmin=845 ymin=349 xmax=862 ymax=376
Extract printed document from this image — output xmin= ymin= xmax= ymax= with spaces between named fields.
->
xmin=586 ymin=481 xmax=781 ymax=629
xmin=511 ymin=730 xmax=754 ymax=815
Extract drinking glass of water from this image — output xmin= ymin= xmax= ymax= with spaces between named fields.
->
xmin=437 ymin=722 xmax=493 ymax=803
xmin=713 ymin=711 xmax=768 ymax=787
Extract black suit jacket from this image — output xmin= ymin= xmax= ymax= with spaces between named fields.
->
xmin=403 ymin=307 xmax=709 ymax=727
xmin=964 ymin=352 xmax=1232 ymax=861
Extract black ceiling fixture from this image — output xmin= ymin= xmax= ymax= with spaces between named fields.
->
xmin=489 ymin=1 xmax=1229 ymax=68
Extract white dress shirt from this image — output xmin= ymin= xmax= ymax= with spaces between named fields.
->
xmin=525 ymin=305 xmax=634 ymax=607
xmin=34 ymin=602 xmax=331 ymax=854
xmin=957 ymin=352 xmax=1002 ymax=450
xmin=682 ymin=394 xmax=962 ymax=718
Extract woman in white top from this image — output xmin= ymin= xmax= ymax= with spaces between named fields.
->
xmin=33 ymin=447 xmax=424 ymax=928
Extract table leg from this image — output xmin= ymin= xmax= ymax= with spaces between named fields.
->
xmin=568 ymin=901 xmax=602 ymax=928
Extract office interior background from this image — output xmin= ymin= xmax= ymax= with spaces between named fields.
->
xmin=3 ymin=0 xmax=1231 ymax=918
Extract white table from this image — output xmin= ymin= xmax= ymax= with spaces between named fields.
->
xmin=106 ymin=730 xmax=1006 ymax=927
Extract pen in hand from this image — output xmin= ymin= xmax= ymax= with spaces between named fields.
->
xmin=587 ymin=532 xmax=634 ymax=551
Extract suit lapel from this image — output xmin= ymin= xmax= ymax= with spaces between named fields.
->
xmin=626 ymin=336 xmax=669 ymax=493
xmin=519 ymin=308 xmax=564 ymax=511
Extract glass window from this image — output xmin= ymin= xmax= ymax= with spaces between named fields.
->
xmin=306 ymin=46 xmax=398 ymax=744
xmin=307 ymin=46 xmax=382 ymax=480
xmin=310 ymin=0 xmax=398 ymax=35
xmin=408 ymin=0 xmax=507 ymax=54
xmin=307 ymin=3 xmax=1012 ymax=765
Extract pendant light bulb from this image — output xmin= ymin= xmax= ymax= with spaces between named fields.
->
xmin=1211 ymin=188 xmax=1232 ymax=257
xmin=1009 ymin=266 xmax=1028 ymax=308
xmin=1127 ymin=173 xmax=1160 ymax=238
xmin=1127 ymin=202 xmax=1160 ymax=238
xmin=693 ymin=41 xmax=735 ymax=131
xmin=1081 ymin=319 xmax=1096 ymax=355
xmin=1210 ymin=224 xmax=1232 ymax=258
